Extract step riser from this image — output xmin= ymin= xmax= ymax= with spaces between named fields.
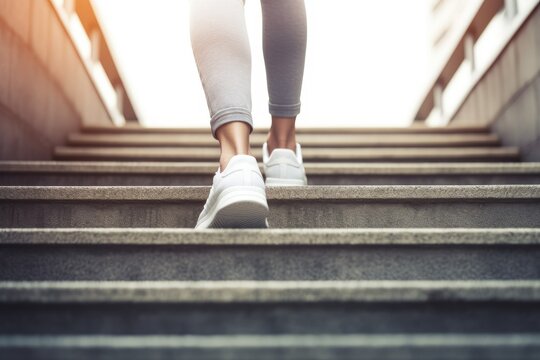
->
xmin=2 ymin=201 xmax=539 ymax=228
xmin=3 ymin=174 xmax=540 ymax=186
xmin=67 ymin=135 xmax=501 ymax=148
xmin=1 ymin=245 xmax=538 ymax=281
xmin=81 ymin=126 xmax=492 ymax=135
xmin=1 ymin=302 xmax=539 ymax=335
xmin=53 ymin=152 xmax=520 ymax=163
xmin=68 ymin=141 xmax=502 ymax=148
xmin=2 ymin=343 xmax=539 ymax=360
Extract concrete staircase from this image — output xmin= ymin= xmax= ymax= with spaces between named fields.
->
xmin=1 ymin=125 xmax=540 ymax=359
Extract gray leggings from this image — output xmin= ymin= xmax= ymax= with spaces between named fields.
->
xmin=189 ymin=0 xmax=307 ymax=138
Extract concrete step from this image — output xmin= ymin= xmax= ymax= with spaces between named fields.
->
xmin=67 ymin=133 xmax=502 ymax=148
xmin=2 ymin=161 xmax=540 ymax=186
xmin=0 ymin=281 xmax=539 ymax=335
xmin=53 ymin=146 xmax=521 ymax=162
xmin=1 ymin=185 xmax=539 ymax=228
xmin=1 ymin=229 xmax=539 ymax=281
xmin=1 ymin=334 xmax=539 ymax=360
xmin=82 ymin=125 xmax=492 ymax=135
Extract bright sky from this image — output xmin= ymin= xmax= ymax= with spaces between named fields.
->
xmin=92 ymin=0 xmax=431 ymax=128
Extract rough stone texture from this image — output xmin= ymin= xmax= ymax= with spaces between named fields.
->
xmin=1 ymin=229 xmax=539 ymax=281
xmin=6 ymin=172 xmax=540 ymax=186
xmin=1 ymin=335 xmax=539 ymax=360
xmin=1 ymin=280 xmax=539 ymax=303
xmin=1 ymin=4 xmax=539 ymax=355
xmin=3 ymin=161 xmax=540 ymax=185
xmin=53 ymin=146 xmax=521 ymax=163
xmin=66 ymin=133 xmax=502 ymax=148
xmin=2 ymin=185 xmax=539 ymax=201
xmin=1 ymin=199 xmax=539 ymax=229
xmin=2 ymin=228 xmax=539 ymax=246
xmin=5 ymin=161 xmax=540 ymax=175
xmin=1 ymin=186 xmax=540 ymax=228
xmin=82 ymin=125 xmax=492 ymax=135
xmin=0 ymin=300 xmax=539 ymax=335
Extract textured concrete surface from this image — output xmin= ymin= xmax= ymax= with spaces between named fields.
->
xmin=2 ymin=228 xmax=539 ymax=245
xmin=1 ymin=335 xmax=539 ymax=360
xmin=3 ymin=161 xmax=540 ymax=174
xmin=53 ymin=146 xmax=521 ymax=162
xmin=3 ymin=161 xmax=540 ymax=185
xmin=2 ymin=185 xmax=540 ymax=201
xmin=2 ymin=4 xmax=539 ymax=355
xmin=2 ymin=186 xmax=540 ymax=228
xmin=82 ymin=125 xmax=492 ymax=135
xmin=2 ymin=201 xmax=540 ymax=228
xmin=67 ymin=133 xmax=501 ymax=148
xmin=1 ymin=229 xmax=539 ymax=281
xmin=4 ymin=172 xmax=540 ymax=186
xmin=1 ymin=300 xmax=539 ymax=335
xmin=1 ymin=281 xmax=539 ymax=303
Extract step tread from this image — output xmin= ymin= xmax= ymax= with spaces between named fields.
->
xmin=1 ymin=334 xmax=538 ymax=349
xmin=3 ymin=161 xmax=540 ymax=175
xmin=2 ymin=228 xmax=539 ymax=245
xmin=2 ymin=185 xmax=539 ymax=201
xmin=1 ymin=281 xmax=539 ymax=303
xmin=54 ymin=146 xmax=520 ymax=160
xmin=82 ymin=125 xmax=492 ymax=135
xmin=67 ymin=133 xmax=501 ymax=148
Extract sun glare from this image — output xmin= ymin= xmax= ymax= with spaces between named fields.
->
xmin=92 ymin=0 xmax=431 ymax=128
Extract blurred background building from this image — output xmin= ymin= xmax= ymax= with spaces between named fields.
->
xmin=429 ymin=0 xmax=472 ymax=65
xmin=418 ymin=0 xmax=540 ymax=160
xmin=1 ymin=0 xmax=540 ymax=159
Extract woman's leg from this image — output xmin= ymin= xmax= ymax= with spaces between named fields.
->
xmin=261 ymin=0 xmax=307 ymax=153
xmin=189 ymin=0 xmax=253 ymax=170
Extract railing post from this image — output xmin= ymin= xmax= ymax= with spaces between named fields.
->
xmin=115 ymin=85 xmax=125 ymax=116
xmin=464 ymin=33 xmax=476 ymax=73
xmin=434 ymin=84 xmax=444 ymax=119
xmin=63 ymin=0 xmax=75 ymax=15
xmin=504 ymin=0 xmax=518 ymax=18
xmin=90 ymin=29 xmax=101 ymax=63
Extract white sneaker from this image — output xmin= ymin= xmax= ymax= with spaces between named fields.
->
xmin=262 ymin=143 xmax=308 ymax=186
xmin=195 ymin=155 xmax=269 ymax=229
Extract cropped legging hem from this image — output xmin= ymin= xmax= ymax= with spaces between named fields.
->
xmin=210 ymin=107 xmax=253 ymax=139
xmin=269 ymin=102 xmax=302 ymax=118
xmin=190 ymin=0 xmax=306 ymax=138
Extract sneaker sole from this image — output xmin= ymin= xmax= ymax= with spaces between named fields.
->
xmin=196 ymin=186 xmax=269 ymax=229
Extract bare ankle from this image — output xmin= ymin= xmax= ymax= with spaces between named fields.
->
xmin=216 ymin=121 xmax=252 ymax=171
xmin=267 ymin=117 xmax=297 ymax=154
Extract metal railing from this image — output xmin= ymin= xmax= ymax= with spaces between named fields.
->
xmin=59 ymin=0 xmax=139 ymax=123
xmin=414 ymin=0 xmax=519 ymax=123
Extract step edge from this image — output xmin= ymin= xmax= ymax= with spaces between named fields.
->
xmin=1 ymin=228 xmax=540 ymax=246
xmin=1 ymin=280 xmax=539 ymax=303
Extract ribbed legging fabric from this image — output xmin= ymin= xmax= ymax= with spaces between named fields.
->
xmin=189 ymin=0 xmax=307 ymax=138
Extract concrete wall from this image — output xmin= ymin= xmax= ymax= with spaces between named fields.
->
xmin=451 ymin=5 xmax=540 ymax=161
xmin=0 ymin=0 xmax=113 ymax=160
